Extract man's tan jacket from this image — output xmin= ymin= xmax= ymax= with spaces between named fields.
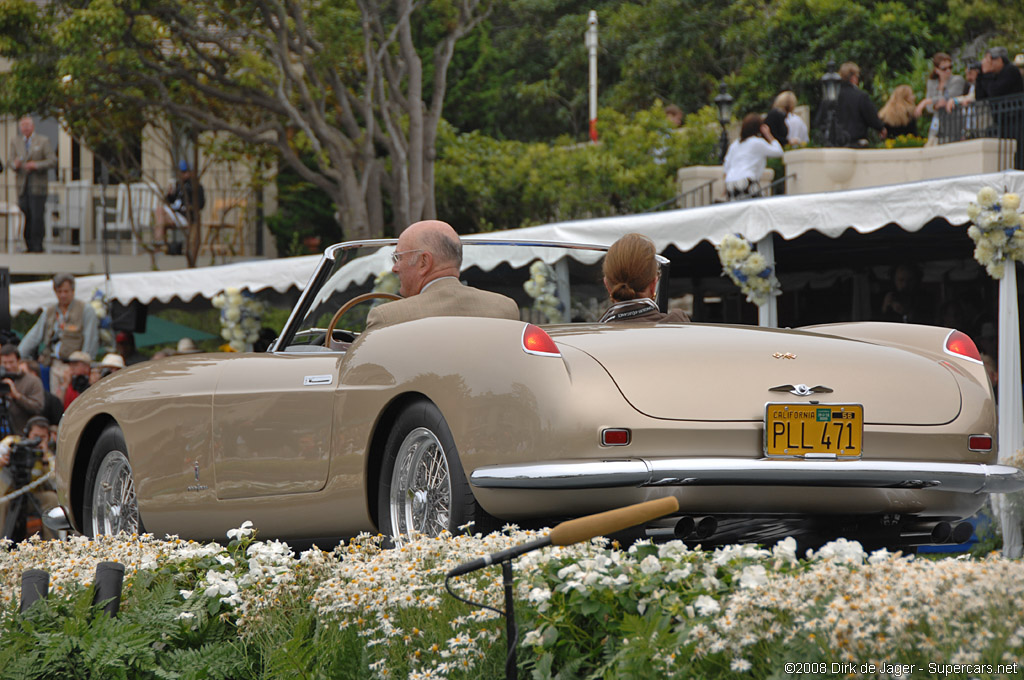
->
xmin=365 ymin=277 xmax=520 ymax=331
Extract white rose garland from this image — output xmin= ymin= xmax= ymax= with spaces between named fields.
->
xmin=966 ymin=187 xmax=1024 ymax=279
xmin=212 ymin=287 xmax=265 ymax=352
xmin=523 ymin=260 xmax=563 ymax=323
xmin=716 ymin=234 xmax=780 ymax=306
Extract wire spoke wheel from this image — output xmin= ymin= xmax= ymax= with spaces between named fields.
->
xmin=90 ymin=450 xmax=140 ymax=536
xmin=389 ymin=427 xmax=452 ymax=538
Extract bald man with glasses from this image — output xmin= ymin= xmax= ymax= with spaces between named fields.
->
xmin=364 ymin=220 xmax=520 ymax=331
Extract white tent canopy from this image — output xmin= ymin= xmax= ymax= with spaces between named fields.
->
xmin=12 ymin=171 xmax=1024 ymax=315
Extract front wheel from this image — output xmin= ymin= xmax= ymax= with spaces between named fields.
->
xmin=378 ymin=400 xmax=478 ymax=540
xmin=83 ymin=425 xmax=144 ymax=537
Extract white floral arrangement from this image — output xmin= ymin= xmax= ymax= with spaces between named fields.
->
xmin=716 ymin=234 xmax=780 ymax=306
xmin=371 ymin=269 xmax=400 ymax=295
xmin=966 ymin=187 xmax=1024 ymax=279
xmin=212 ymin=287 xmax=265 ymax=352
xmin=523 ymin=260 xmax=563 ymax=323
xmin=89 ymin=288 xmax=115 ymax=352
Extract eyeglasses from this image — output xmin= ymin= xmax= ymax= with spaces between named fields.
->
xmin=391 ymin=249 xmax=423 ymax=265
xmin=938 ymin=65 xmax=952 ymax=71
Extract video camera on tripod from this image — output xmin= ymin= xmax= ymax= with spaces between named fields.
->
xmin=1 ymin=435 xmax=46 ymax=541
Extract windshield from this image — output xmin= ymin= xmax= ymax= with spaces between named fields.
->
xmin=276 ymin=239 xmax=644 ymax=352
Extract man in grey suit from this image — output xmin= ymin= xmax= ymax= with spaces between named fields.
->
xmin=9 ymin=116 xmax=56 ymax=253
xmin=365 ymin=220 xmax=520 ymax=331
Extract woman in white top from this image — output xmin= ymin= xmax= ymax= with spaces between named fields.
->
xmin=774 ymin=91 xmax=809 ymax=145
xmin=723 ymin=113 xmax=784 ymax=200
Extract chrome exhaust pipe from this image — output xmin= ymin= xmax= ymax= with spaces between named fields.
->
xmin=900 ymin=520 xmax=951 ymax=544
xmin=950 ymin=521 xmax=974 ymax=544
xmin=694 ymin=516 xmax=717 ymax=540
xmin=673 ymin=516 xmax=696 ymax=539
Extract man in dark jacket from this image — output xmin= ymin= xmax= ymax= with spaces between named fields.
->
xmin=976 ymin=47 xmax=1024 ymax=100
xmin=833 ymin=62 xmax=886 ymax=146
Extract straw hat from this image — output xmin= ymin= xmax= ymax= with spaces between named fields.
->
xmin=67 ymin=350 xmax=92 ymax=364
xmin=98 ymin=353 xmax=125 ymax=369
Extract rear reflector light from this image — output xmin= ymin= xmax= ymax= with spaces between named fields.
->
xmin=601 ymin=428 xmax=631 ymax=446
xmin=968 ymin=435 xmax=993 ymax=452
xmin=944 ymin=330 xmax=982 ymax=363
xmin=521 ymin=324 xmax=561 ymax=357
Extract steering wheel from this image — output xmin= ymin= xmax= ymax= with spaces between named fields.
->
xmin=324 ymin=292 xmax=401 ymax=348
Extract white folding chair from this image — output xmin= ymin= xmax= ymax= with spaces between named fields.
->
xmin=50 ymin=180 xmax=93 ymax=253
xmin=107 ymin=182 xmax=160 ymax=254
xmin=0 ymin=203 xmax=25 ymax=253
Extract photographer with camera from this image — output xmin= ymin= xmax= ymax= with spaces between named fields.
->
xmin=63 ymin=351 xmax=93 ymax=408
xmin=0 ymin=344 xmax=44 ymax=436
xmin=0 ymin=416 xmax=58 ymax=540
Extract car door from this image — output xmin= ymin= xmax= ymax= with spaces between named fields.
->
xmin=212 ymin=351 xmax=341 ymax=499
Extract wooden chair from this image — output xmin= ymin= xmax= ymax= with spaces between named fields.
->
xmin=203 ymin=197 xmax=246 ymax=259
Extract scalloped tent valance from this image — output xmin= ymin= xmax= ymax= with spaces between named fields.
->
xmin=11 ymin=170 xmax=1024 ymax=315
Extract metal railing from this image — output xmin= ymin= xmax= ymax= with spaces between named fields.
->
xmin=0 ymin=178 xmax=259 ymax=258
xmin=935 ymin=92 xmax=1024 ymax=170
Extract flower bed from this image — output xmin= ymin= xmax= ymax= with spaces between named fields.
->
xmin=1 ymin=526 xmax=1022 ymax=679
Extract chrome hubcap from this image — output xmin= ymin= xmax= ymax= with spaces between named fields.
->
xmin=91 ymin=450 xmax=140 ymax=536
xmin=389 ymin=427 xmax=452 ymax=538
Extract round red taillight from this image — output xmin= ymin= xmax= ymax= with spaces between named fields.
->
xmin=944 ymin=330 xmax=981 ymax=363
xmin=522 ymin=324 xmax=561 ymax=357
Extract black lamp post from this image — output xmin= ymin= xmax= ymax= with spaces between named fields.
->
xmin=714 ymin=83 xmax=734 ymax=162
xmin=820 ymin=59 xmax=841 ymax=146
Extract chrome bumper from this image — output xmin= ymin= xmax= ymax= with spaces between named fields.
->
xmin=469 ymin=458 xmax=1024 ymax=494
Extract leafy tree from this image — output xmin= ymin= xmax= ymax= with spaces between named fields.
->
xmin=0 ymin=0 xmax=495 ymax=242
xmin=435 ymin=103 xmax=719 ymax=233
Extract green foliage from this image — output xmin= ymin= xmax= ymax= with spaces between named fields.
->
xmin=0 ymin=572 xmax=244 ymax=680
xmin=436 ymin=103 xmax=718 ymax=233
xmin=265 ymin=159 xmax=341 ymax=257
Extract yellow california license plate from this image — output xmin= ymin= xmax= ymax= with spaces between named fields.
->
xmin=764 ymin=403 xmax=863 ymax=457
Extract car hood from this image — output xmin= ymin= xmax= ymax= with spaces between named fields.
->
xmin=550 ymin=323 xmax=960 ymax=425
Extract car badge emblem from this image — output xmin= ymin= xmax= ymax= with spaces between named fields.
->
xmin=772 ymin=352 xmax=797 ymax=359
xmin=769 ymin=383 xmax=834 ymax=397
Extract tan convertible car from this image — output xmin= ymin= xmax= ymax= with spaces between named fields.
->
xmin=53 ymin=240 xmax=1024 ymax=549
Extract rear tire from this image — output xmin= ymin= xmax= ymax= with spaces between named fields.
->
xmin=378 ymin=399 xmax=478 ymax=540
xmin=83 ymin=425 xmax=144 ymax=537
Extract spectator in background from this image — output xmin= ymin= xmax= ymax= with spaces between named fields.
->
xmin=115 ymin=332 xmax=146 ymax=366
xmin=977 ymin=47 xmax=1024 ymax=100
xmin=63 ymin=351 xmax=93 ymax=409
xmin=722 ymin=113 xmax=783 ymax=201
xmin=18 ymin=358 xmax=62 ymax=426
xmin=764 ymin=95 xmax=790 ymax=146
xmin=878 ymin=85 xmax=921 ymax=139
xmin=0 ymin=415 xmax=59 ymax=541
xmin=154 ymin=160 xmax=206 ymax=253
xmin=831 ymin=62 xmax=886 ymax=147
xmin=0 ymin=344 xmax=43 ymax=436
xmin=19 ymin=274 xmax=99 ymax=401
xmin=8 ymin=116 xmax=56 ymax=253
xmin=664 ymin=104 xmax=683 ymax=128
xmin=778 ymin=91 xmax=809 ymax=146
xmin=880 ymin=263 xmax=929 ymax=324
xmin=915 ymin=52 xmax=965 ymax=144
xmin=1015 ymin=53 xmax=1024 ymax=81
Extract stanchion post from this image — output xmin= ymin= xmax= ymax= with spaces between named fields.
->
xmin=20 ymin=569 xmax=49 ymax=612
xmin=502 ymin=560 xmax=518 ymax=680
xmin=92 ymin=561 xmax=125 ymax=617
